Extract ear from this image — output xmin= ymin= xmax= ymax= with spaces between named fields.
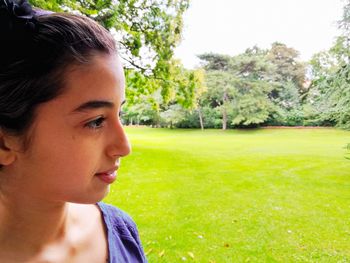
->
xmin=0 ymin=131 xmax=17 ymax=166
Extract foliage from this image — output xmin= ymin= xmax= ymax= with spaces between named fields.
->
xmin=266 ymin=43 xmax=306 ymax=117
xmin=123 ymin=64 xmax=205 ymax=127
xmin=199 ymin=49 xmax=282 ymax=128
xmin=267 ymin=42 xmax=306 ymax=91
xmin=159 ymin=104 xmax=186 ymax=128
xmin=122 ymin=100 xmax=160 ymax=126
xmin=31 ymin=0 xmax=189 ymax=71
xmin=144 ymin=43 xmax=308 ymax=130
xmin=32 ymin=0 xmax=350 ymax=130
xmin=306 ymin=0 xmax=350 ymax=129
xmin=30 ymin=0 xmax=199 ymax=107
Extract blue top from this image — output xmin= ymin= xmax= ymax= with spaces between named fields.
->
xmin=96 ymin=202 xmax=147 ymax=263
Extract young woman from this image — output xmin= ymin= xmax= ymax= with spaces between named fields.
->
xmin=0 ymin=0 xmax=147 ymax=262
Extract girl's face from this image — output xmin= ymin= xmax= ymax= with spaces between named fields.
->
xmin=6 ymin=54 xmax=130 ymax=204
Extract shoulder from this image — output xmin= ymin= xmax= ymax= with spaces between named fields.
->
xmin=97 ymin=202 xmax=138 ymax=240
xmin=96 ymin=202 xmax=147 ymax=263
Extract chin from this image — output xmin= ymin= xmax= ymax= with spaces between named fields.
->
xmin=68 ymin=186 xmax=110 ymax=204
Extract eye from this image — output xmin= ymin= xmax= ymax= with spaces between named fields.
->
xmin=84 ymin=116 xmax=106 ymax=129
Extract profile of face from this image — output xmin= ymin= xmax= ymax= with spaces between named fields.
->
xmin=4 ymin=53 xmax=131 ymax=204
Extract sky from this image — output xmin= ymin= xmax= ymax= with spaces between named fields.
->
xmin=174 ymin=0 xmax=345 ymax=69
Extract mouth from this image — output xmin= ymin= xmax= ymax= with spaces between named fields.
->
xmin=95 ymin=166 xmax=119 ymax=184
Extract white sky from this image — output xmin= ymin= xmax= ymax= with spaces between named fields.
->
xmin=174 ymin=0 xmax=345 ymax=69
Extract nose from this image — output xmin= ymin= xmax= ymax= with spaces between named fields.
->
xmin=106 ymin=119 xmax=131 ymax=158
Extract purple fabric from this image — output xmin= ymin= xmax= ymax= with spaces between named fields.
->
xmin=97 ymin=202 xmax=147 ymax=263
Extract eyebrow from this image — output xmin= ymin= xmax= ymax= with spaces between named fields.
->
xmin=72 ymin=100 xmax=126 ymax=113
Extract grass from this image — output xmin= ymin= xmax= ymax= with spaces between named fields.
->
xmin=104 ymin=127 xmax=350 ymax=262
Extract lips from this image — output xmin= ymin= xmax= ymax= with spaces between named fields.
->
xmin=95 ymin=167 xmax=118 ymax=184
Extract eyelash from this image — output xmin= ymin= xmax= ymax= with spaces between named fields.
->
xmin=84 ymin=116 xmax=106 ymax=130
xmin=84 ymin=111 xmax=124 ymax=130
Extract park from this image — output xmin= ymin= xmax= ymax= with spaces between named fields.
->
xmin=105 ymin=127 xmax=350 ymax=262
xmin=19 ymin=0 xmax=350 ymax=262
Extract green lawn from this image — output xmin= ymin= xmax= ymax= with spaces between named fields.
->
xmin=104 ymin=127 xmax=350 ymax=262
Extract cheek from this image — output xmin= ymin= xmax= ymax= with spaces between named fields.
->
xmin=24 ymin=135 xmax=98 ymax=177
xmin=19 ymin=117 xmax=108 ymax=179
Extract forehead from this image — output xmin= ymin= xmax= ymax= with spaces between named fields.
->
xmin=58 ymin=53 xmax=125 ymax=108
xmin=65 ymin=54 xmax=124 ymax=91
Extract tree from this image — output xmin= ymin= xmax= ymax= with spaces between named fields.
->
xmin=204 ymin=70 xmax=237 ymax=129
xmin=123 ymin=63 xmax=205 ymax=127
xmin=306 ymin=0 xmax=350 ymax=128
xmin=199 ymin=53 xmax=234 ymax=129
xmin=199 ymin=49 xmax=275 ymax=129
xmin=160 ymin=104 xmax=185 ymax=128
xmin=267 ymin=43 xmax=306 ymax=89
xmin=185 ymin=68 xmax=206 ymax=130
xmin=229 ymin=48 xmax=275 ymax=126
xmin=267 ymin=42 xmax=306 ymax=108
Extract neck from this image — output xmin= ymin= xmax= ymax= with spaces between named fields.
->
xmin=0 ymin=188 xmax=70 ymax=255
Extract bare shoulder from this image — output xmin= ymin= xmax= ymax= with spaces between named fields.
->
xmin=66 ymin=203 xmax=108 ymax=263
xmin=67 ymin=203 xmax=107 ymax=248
xmin=68 ymin=203 xmax=102 ymax=224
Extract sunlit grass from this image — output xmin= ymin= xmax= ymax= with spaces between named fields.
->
xmin=104 ymin=127 xmax=350 ymax=262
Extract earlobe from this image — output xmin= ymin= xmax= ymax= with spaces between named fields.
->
xmin=0 ymin=132 xmax=17 ymax=166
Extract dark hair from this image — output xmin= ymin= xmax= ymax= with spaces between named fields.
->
xmin=0 ymin=1 xmax=116 ymax=139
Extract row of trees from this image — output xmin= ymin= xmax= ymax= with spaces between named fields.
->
xmin=33 ymin=0 xmax=350 ymax=130
xmin=122 ymin=42 xmax=311 ymax=129
xmin=123 ymin=0 xmax=350 ymax=130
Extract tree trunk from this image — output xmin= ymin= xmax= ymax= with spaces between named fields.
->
xmin=222 ymin=89 xmax=228 ymax=130
xmin=222 ymin=109 xmax=227 ymax=130
xmin=198 ymin=107 xmax=204 ymax=130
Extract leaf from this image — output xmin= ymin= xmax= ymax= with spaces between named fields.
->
xmin=158 ymin=250 xmax=165 ymax=257
xmin=187 ymin=252 xmax=194 ymax=259
xmin=145 ymin=248 xmax=153 ymax=256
